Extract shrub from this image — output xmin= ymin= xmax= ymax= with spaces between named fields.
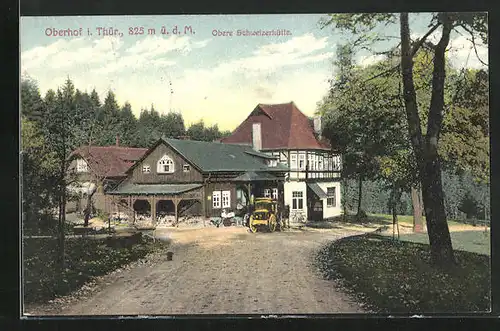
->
xmin=315 ymin=234 xmax=490 ymax=312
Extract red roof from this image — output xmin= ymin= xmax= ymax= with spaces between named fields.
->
xmin=71 ymin=145 xmax=148 ymax=178
xmin=220 ymin=102 xmax=331 ymax=150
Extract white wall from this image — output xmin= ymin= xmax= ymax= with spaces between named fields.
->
xmin=284 ymin=180 xmax=342 ymax=221
xmin=283 ymin=181 xmax=308 ymax=221
xmin=316 ymin=181 xmax=342 ymax=219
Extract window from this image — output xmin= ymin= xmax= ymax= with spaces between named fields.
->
xmin=290 ymin=154 xmax=297 ymax=170
xmin=222 ymin=190 xmax=231 ymax=208
xmin=332 ymin=155 xmax=341 ymax=171
xmin=157 ymin=155 xmax=175 ymax=173
xmin=298 ymin=154 xmax=305 ymax=170
xmin=212 ymin=191 xmax=221 ymax=209
xmin=327 ymin=187 xmax=336 ymax=207
xmin=142 ymin=164 xmax=151 ymax=173
xmin=76 ymin=158 xmax=88 ymax=173
xmin=263 ymin=188 xmax=271 ymax=198
xmin=272 ymin=188 xmax=278 ymax=200
xmin=292 ymin=191 xmax=304 ymax=210
xmin=268 ymin=159 xmax=278 ymax=167
xmin=183 ymin=164 xmax=190 ymax=172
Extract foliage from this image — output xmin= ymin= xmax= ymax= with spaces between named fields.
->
xmin=21 ymin=111 xmax=59 ymax=234
xmin=23 ymin=236 xmax=169 ymax=304
xmin=186 ymin=120 xmax=229 ymax=142
xmin=319 ymin=12 xmax=488 ymax=264
xmin=440 ymin=69 xmax=489 ymax=182
xmin=342 ymin=171 xmax=489 ymax=221
xmin=315 ymin=234 xmax=490 ymax=312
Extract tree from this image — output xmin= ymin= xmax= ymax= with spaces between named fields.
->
xmin=136 ymin=105 xmax=163 ymax=147
xmin=96 ymin=91 xmax=122 ymax=145
xmin=160 ymin=112 xmax=185 ymax=139
xmin=21 ymin=76 xmax=45 ymax=123
xmin=321 ymin=12 xmax=487 ymax=265
xmin=42 ymin=78 xmax=80 ymax=270
xmin=440 ymin=69 xmax=489 ymax=182
xmin=118 ymin=102 xmax=139 ymax=146
xmin=21 ymin=116 xmax=59 ymax=234
xmin=320 ymin=43 xmax=404 ymax=219
xmin=186 ymin=120 xmax=230 ymax=142
xmin=186 ymin=120 xmax=206 ymax=141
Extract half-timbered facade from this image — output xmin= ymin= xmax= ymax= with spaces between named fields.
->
xmin=220 ymin=102 xmax=342 ymax=221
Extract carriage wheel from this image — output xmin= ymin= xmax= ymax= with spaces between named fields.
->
xmin=268 ymin=215 xmax=276 ymax=232
xmin=249 ymin=218 xmax=258 ymax=233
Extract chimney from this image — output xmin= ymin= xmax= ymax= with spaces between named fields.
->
xmin=116 ymin=134 xmax=119 ymax=146
xmin=252 ymin=122 xmax=262 ymax=151
xmin=313 ymin=116 xmax=322 ymax=140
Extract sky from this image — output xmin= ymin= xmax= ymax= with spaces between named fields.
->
xmin=20 ymin=14 xmax=488 ymax=131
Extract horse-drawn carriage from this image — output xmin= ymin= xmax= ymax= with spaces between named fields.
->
xmin=248 ymin=197 xmax=285 ymax=233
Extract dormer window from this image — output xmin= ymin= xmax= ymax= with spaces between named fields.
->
xmin=142 ymin=164 xmax=151 ymax=173
xmin=76 ymin=158 xmax=88 ymax=173
xmin=157 ymin=155 xmax=175 ymax=174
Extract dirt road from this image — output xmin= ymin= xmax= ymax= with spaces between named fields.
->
xmin=27 ymin=227 xmax=365 ymax=315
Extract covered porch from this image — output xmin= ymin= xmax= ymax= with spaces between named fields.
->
xmin=232 ymin=171 xmax=285 ymax=209
xmin=107 ymin=183 xmax=204 ymax=225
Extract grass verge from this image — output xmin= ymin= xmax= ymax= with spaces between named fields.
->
xmin=315 ymin=234 xmax=490 ymax=313
xmin=23 ymin=235 xmax=169 ymax=304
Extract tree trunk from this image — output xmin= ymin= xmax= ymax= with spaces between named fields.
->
xmin=356 ymin=175 xmax=363 ymax=217
xmin=57 ymin=181 xmax=66 ymax=271
xmin=391 ymin=184 xmax=401 ymax=240
xmin=400 ymin=12 xmax=455 ymax=266
xmin=341 ymin=178 xmax=348 ymax=220
xmin=83 ymin=190 xmax=96 ymax=227
xmin=411 ymin=185 xmax=424 ymax=232
xmin=392 ymin=201 xmax=396 ymax=240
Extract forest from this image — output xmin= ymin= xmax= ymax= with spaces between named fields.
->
xmin=21 ymin=76 xmax=230 ymax=237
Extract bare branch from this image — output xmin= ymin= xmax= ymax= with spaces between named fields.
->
xmin=362 ymin=24 xmax=440 ymax=84
xmin=410 ymin=23 xmax=441 ymax=56
xmin=364 ymin=64 xmax=400 ymax=83
xmin=460 ymin=23 xmax=488 ymax=67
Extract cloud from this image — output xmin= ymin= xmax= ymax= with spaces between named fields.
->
xmin=411 ymin=30 xmax=441 ymax=45
xmin=357 ymin=54 xmax=386 ymax=67
xmin=126 ymin=35 xmax=211 ymax=57
xmin=411 ymin=29 xmax=488 ymax=69
xmin=447 ymin=35 xmax=488 ymax=69
xmin=22 ymin=32 xmax=334 ymax=131
xmin=183 ymin=33 xmax=333 ymax=82
xmin=21 ymin=37 xmax=124 ymax=71
xmin=21 ymin=34 xmax=211 ymax=74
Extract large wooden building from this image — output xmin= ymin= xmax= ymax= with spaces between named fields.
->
xmin=69 ymin=137 xmax=288 ymax=224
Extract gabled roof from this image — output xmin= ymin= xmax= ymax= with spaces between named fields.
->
xmin=220 ymin=102 xmax=331 ymax=150
xmin=71 ymin=145 xmax=148 ymax=178
xmin=128 ymin=137 xmax=289 ymax=173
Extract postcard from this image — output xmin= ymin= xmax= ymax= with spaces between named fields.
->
xmin=20 ymin=13 xmax=490 ymax=316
